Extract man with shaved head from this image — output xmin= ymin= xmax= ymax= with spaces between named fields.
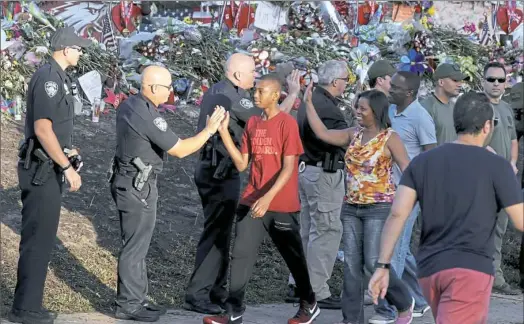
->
xmin=204 ymin=74 xmax=319 ymax=324
xmin=185 ymin=53 xmax=299 ymax=314
xmin=110 ymin=65 xmax=225 ymax=322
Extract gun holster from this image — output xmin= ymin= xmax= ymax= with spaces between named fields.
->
xmin=213 ymin=157 xmax=233 ymax=180
xmin=32 ymin=148 xmax=54 ymax=186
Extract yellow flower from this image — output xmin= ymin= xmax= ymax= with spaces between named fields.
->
xmin=427 ymin=5 xmax=435 ymax=16
xmin=183 ymin=16 xmax=193 ymax=24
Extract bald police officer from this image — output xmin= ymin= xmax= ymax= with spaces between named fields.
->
xmin=9 ymin=28 xmax=90 ymax=324
xmin=184 ymin=53 xmax=260 ymax=315
xmin=110 ymin=65 xmax=225 ymax=322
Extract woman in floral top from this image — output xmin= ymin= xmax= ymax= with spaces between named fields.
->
xmin=304 ymin=85 xmax=414 ymax=324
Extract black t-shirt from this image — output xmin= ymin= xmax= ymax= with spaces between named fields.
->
xmin=296 ymin=87 xmax=348 ymax=164
xmin=400 ymin=143 xmax=523 ymax=278
xmin=115 ymin=94 xmax=179 ymax=173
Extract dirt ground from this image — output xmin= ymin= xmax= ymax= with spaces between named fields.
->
xmin=0 ymin=105 xmax=522 ymax=317
xmin=0 ymin=106 xmax=343 ymax=316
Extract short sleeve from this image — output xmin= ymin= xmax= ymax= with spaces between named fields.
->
xmin=399 ymin=161 xmax=416 ymax=190
xmin=145 ymin=116 xmax=179 ymax=151
xmin=493 ymin=159 xmax=523 ymax=209
xmin=240 ymin=120 xmax=250 ymax=155
xmin=32 ymin=76 xmax=63 ymax=122
xmin=282 ymin=116 xmax=304 ymax=156
xmin=417 ymin=110 xmax=437 ymax=146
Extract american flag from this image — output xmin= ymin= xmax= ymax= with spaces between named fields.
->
xmin=101 ymin=9 xmax=117 ymax=53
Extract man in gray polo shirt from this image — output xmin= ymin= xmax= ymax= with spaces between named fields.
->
xmin=420 ymin=63 xmax=468 ymax=145
xmin=482 ymin=62 xmax=520 ymax=295
xmin=371 ymin=71 xmax=435 ymax=324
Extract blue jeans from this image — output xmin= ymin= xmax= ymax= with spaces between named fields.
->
xmin=341 ymin=203 xmax=413 ymax=323
xmin=375 ymin=204 xmax=428 ymax=319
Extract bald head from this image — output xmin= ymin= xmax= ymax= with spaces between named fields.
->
xmin=225 ymin=53 xmax=256 ymax=90
xmin=141 ymin=65 xmax=173 ymax=107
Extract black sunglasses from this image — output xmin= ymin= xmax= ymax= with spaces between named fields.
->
xmin=485 ymin=77 xmax=506 ymax=83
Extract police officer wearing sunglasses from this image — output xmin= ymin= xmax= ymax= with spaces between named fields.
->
xmin=109 ymin=65 xmax=225 ymax=322
xmin=482 ymin=61 xmax=521 ymax=296
xmin=9 ymin=27 xmax=91 ymax=324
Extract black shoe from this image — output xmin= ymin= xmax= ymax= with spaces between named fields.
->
xmin=285 ymin=285 xmax=300 ymax=303
xmin=142 ymin=301 xmax=167 ymax=315
xmin=8 ymin=308 xmax=55 ymax=324
xmin=41 ymin=308 xmax=58 ymax=319
xmin=317 ymin=295 xmax=341 ymax=309
xmin=183 ymin=300 xmax=223 ymax=315
xmin=115 ymin=306 xmax=161 ymax=322
xmin=492 ymin=283 xmax=522 ymax=295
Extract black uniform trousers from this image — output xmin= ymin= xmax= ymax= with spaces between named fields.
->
xmin=111 ymin=173 xmax=158 ymax=311
xmin=226 ymin=205 xmax=315 ymax=315
xmin=185 ymin=160 xmax=241 ymax=304
xmin=13 ymin=162 xmax=63 ymax=312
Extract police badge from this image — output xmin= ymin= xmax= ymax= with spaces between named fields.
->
xmin=153 ymin=117 xmax=167 ymax=132
xmin=45 ymin=81 xmax=58 ymax=98
xmin=240 ymin=98 xmax=254 ymax=109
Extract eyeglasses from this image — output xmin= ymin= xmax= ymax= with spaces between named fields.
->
xmin=68 ymin=46 xmax=82 ymax=52
xmin=149 ymin=84 xmax=173 ymax=91
xmin=485 ymin=77 xmax=506 ymax=84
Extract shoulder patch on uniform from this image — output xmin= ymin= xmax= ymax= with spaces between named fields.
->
xmin=153 ymin=117 xmax=167 ymax=132
xmin=239 ymin=98 xmax=254 ymax=109
xmin=45 ymin=81 xmax=58 ymax=98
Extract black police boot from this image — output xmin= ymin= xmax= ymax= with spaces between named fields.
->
xmin=183 ymin=300 xmax=223 ymax=315
xmin=115 ymin=305 xmax=161 ymax=322
xmin=8 ymin=308 xmax=55 ymax=324
xmin=142 ymin=301 xmax=167 ymax=315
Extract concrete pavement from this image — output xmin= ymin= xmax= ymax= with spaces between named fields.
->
xmin=3 ymin=294 xmax=522 ymax=324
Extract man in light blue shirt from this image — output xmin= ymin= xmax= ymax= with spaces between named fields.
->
xmin=371 ymin=71 xmax=436 ymax=324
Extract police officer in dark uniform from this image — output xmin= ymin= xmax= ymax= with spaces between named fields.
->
xmin=9 ymin=27 xmax=90 ymax=324
xmin=184 ymin=53 xmax=261 ymax=314
xmin=110 ymin=65 xmax=225 ymax=322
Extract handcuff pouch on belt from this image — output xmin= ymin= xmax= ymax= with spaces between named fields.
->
xmin=32 ymin=148 xmax=54 ymax=186
xmin=18 ymin=138 xmax=35 ymax=170
xmin=130 ymin=157 xmax=153 ymax=191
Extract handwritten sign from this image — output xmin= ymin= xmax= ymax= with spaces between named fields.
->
xmin=78 ymin=71 xmax=102 ymax=105
xmin=254 ymin=1 xmax=286 ymax=32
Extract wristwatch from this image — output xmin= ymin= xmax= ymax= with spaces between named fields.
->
xmin=375 ymin=262 xmax=391 ymax=270
xmin=60 ymin=163 xmax=72 ymax=172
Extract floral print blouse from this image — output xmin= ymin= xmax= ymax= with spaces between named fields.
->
xmin=344 ymin=128 xmax=396 ymax=204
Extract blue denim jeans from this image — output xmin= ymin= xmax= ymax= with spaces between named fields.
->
xmin=374 ymin=203 xmax=428 ymax=319
xmin=341 ymin=203 xmax=413 ymax=323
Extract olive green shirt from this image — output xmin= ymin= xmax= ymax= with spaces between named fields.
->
xmin=420 ymin=94 xmax=457 ymax=145
xmin=489 ymin=100 xmax=517 ymax=161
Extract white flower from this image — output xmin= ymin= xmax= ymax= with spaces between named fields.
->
xmin=4 ymin=80 xmax=13 ymax=89
xmin=35 ymin=46 xmax=48 ymax=55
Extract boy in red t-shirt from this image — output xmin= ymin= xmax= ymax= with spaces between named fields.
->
xmin=203 ymin=74 xmax=319 ymax=324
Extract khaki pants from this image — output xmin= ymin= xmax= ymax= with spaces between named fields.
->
xmin=288 ymin=165 xmax=344 ymax=300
